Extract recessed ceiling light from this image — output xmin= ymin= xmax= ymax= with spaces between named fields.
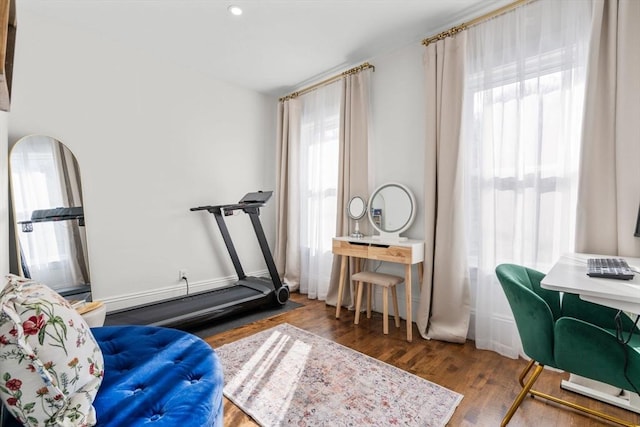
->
xmin=228 ymin=5 xmax=243 ymax=16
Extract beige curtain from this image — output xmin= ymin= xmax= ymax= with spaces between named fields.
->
xmin=274 ymin=98 xmax=302 ymax=291
xmin=326 ymin=70 xmax=372 ymax=308
xmin=575 ymin=0 xmax=640 ymax=256
xmin=417 ymin=35 xmax=471 ymax=343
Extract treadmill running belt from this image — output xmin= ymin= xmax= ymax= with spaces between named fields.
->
xmin=105 ymin=285 xmax=264 ymax=328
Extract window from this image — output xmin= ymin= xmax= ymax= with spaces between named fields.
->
xmin=463 ymin=0 xmax=592 ymax=357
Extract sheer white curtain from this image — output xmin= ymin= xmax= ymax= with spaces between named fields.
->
xmin=463 ymin=0 xmax=593 ymax=357
xmin=297 ymin=81 xmax=342 ymax=300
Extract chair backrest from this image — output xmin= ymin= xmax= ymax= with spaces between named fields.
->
xmin=495 ymin=264 xmax=560 ymax=367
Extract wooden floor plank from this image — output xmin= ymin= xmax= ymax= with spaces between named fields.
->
xmin=205 ymin=292 xmax=640 ymax=426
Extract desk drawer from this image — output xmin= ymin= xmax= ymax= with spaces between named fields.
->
xmin=332 ymin=240 xmax=369 ymax=258
xmin=368 ymin=245 xmax=412 ymax=263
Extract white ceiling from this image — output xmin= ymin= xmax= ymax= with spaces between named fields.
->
xmin=18 ymin=0 xmax=513 ymax=96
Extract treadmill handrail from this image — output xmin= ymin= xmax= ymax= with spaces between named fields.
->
xmin=190 ymin=191 xmax=285 ymax=293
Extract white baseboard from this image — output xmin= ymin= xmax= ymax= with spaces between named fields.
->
xmin=101 ymin=269 xmax=269 ymax=312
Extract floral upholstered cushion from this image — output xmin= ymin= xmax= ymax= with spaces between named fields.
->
xmin=0 ymin=275 xmax=104 ymax=426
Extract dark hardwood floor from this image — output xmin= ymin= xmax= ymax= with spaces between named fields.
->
xmin=204 ymin=292 xmax=640 ymax=426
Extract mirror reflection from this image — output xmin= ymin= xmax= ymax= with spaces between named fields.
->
xmin=9 ymin=135 xmax=91 ymax=297
xmin=368 ymin=183 xmax=416 ymax=240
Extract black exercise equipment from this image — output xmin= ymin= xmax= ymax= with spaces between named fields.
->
xmin=106 ymin=191 xmax=289 ymax=329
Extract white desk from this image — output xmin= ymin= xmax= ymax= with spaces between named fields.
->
xmin=332 ymin=236 xmax=424 ymax=342
xmin=541 ymin=253 xmax=640 ymax=413
xmin=541 ymin=253 xmax=640 ymax=314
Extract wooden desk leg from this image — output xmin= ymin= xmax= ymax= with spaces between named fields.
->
xmin=335 ymin=255 xmax=348 ymax=318
xmin=405 ymin=264 xmax=412 ymax=342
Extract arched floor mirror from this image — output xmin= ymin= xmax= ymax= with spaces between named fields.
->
xmin=9 ymin=135 xmax=91 ymax=299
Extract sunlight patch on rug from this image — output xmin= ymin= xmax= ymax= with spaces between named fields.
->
xmin=216 ymin=323 xmax=463 ymax=426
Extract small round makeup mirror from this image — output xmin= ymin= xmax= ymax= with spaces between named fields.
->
xmin=347 ymin=196 xmax=367 ymax=238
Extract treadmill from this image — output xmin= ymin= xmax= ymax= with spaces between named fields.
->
xmin=105 ymin=191 xmax=289 ymax=329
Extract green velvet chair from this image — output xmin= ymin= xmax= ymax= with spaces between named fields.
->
xmin=495 ymin=263 xmax=640 ymax=427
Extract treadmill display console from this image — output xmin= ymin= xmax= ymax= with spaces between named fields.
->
xmin=239 ymin=191 xmax=273 ymax=204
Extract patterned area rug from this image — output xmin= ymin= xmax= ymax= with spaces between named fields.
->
xmin=216 ymin=323 xmax=463 ymax=426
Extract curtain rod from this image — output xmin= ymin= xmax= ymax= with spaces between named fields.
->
xmin=279 ymin=62 xmax=375 ymax=102
xmin=422 ymin=0 xmax=533 ymax=46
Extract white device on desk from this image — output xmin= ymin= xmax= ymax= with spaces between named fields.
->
xmin=542 ymin=253 xmax=640 ymax=413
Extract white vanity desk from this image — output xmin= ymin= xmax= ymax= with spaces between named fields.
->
xmin=332 ymin=235 xmax=425 ymax=342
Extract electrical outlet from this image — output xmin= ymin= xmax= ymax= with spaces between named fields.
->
xmin=179 ymin=269 xmax=189 ymax=281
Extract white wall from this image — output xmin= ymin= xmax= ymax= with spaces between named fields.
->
xmin=367 ymin=42 xmax=426 ymax=317
xmin=8 ymin=9 xmax=277 ymax=310
xmin=370 ymin=43 xmax=425 ymax=238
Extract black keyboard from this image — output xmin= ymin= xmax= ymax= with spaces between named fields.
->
xmin=587 ymin=258 xmax=635 ymax=280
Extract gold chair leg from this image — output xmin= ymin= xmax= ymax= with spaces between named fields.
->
xmin=503 ymin=359 xmax=640 ymax=427
xmin=517 ymin=359 xmax=537 ymax=388
xmin=502 ymin=362 xmax=544 ymax=426
xmin=526 ymin=388 xmax=639 ymax=427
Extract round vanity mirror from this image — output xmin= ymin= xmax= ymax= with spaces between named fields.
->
xmin=368 ymin=182 xmax=416 ymax=240
xmin=347 ymin=196 xmax=367 ymax=238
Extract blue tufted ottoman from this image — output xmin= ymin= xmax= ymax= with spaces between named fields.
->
xmin=1 ymin=325 xmax=224 ymax=427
